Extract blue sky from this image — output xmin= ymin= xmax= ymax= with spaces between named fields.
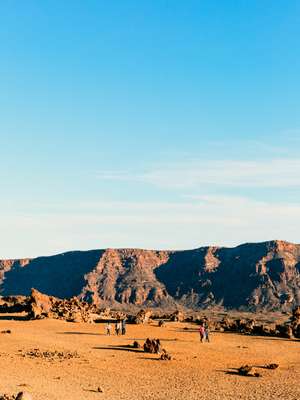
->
xmin=1 ymin=1 xmax=300 ymax=258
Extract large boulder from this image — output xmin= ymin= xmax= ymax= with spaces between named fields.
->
xmin=133 ymin=309 xmax=152 ymax=324
xmin=170 ymin=310 xmax=185 ymax=322
xmin=29 ymin=289 xmax=54 ymax=319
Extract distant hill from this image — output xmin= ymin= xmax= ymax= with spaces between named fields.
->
xmin=1 ymin=240 xmax=300 ymax=311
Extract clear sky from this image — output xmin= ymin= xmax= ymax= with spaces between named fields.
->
xmin=1 ymin=1 xmax=300 ymax=258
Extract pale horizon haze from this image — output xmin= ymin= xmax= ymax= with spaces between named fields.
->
xmin=1 ymin=1 xmax=300 ymax=258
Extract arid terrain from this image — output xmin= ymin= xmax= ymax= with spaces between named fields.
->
xmin=1 ymin=240 xmax=300 ymax=312
xmin=0 ymin=316 xmax=299 ymax=400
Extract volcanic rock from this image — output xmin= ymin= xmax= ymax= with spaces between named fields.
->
xmin=1 ymin=241 xmax=300 ymax=311
xmin=133 ymin=310 xmax=152 ymax=324
xmin=15 ymin=393 xmax=32 ymax=400
xmin=238 ymin=365 xmax=253 ymax=376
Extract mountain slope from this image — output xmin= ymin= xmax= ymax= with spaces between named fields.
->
xmin=1 ymin=240 xmax=300 ymax=311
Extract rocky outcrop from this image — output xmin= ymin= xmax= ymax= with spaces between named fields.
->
xmin=27 ymin=289 xmax=104 ymax=322
xmin=0 ymin=295 xmax=29 ymax=313
xmin=79 ymin=249 xmax=171 ymax=307
xmin=290 ymin=306 xmax=300 ymax=338
xmin=0 ymin=240 xmax=300 ymax=311
xmin=132 ymin=309 xmax=152 ymax=324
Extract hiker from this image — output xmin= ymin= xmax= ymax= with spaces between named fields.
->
xmin=115 ymin=320 xmax=120 ymax=335
xmin=115 ymin=320 xmax=122 ymax=335
xmin=199 ymin=324 xmax=205 ymax=343
xmin=121 ymin=318 xmax=126 ymax=335
xmin=106 ymin=322 xmax=112 ymax=336
xmin=204 ymin=322 xmax=210 ymax=342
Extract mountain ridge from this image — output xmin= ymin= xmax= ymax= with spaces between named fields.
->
xmin=1 ymin=240 xmax=300 ymax=311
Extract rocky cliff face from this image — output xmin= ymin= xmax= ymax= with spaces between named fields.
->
xmin=1 ymin=240 xmax=300 ymax=311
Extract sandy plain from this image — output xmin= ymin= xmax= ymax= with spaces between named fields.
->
xmin=0 ymin=316 xmax=299 ymax=400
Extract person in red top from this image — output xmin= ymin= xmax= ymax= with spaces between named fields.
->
xmin=199 ymin=324 xmax=205 ymax=343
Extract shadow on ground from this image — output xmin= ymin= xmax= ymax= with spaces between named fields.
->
xmin=93 ymin=345 xmax=143 ymax=353
xmin=57 ymin=331 xmax=104 ymax=336
xmin=0 ymin=315 xmax=28 ymax=321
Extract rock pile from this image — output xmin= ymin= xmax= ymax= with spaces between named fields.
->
xmin=143 ymin=338 xmax=161 ymax=354
xmin=215 ymin=317 xmax=256 ymax=334
xmin=237 ymin=365 xmax=260 ymax=377
xmin=213 ymin=316 xmax=294 ymax=338
xmin=236 ymin=363 xmax=279 ymax=377
xmin=160 ymin=349 xmax=172 ymax=360
xmin=28 ymin=289 xmax=101 ymax=323
xmin=143 ymin=338 xmax=171 ymax=360
xmin=21 ymin=348 xmax=79 ymax=361
xmin=265 ymin=363 xmax=279 ymax=369
xmin=0 ymin=289 xmax=128 ymax=324
xmin=0 ymin=393 xmax=32 ymax=400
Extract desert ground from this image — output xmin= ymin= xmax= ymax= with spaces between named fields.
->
xmin=0 ymin=316 xmax=299 ymax=400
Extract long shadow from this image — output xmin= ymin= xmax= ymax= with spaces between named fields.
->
xmin=252 ymin=365 xmax=278 ymax=369
xmin=137 ymin=356 xmax=160 ymax=361
xmin=93 ymin=345 xmax=143 ymax=353
xmin=57 ymin=331 xmax=104 ymax=336
xmin=226 ymin=371 xmax=246 ymax=376
xmin=253 ymin=336 xmax=300 ymax=343
xmin=218 ymin=365 xmax=279 ymax=376
xmin=217 ymin=368 xmax=257 ymax=377
xmin=126 ymin=337 xmax=179 ymax=342
xmin=172 ymin=328 xmax=199 ymax=333
xmin=0 ymin=315 xmax=28 ymax=321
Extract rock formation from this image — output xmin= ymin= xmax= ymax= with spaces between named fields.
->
xmin=0 ymin=240 xmax=300 ymax=311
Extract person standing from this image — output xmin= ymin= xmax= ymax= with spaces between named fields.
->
xmin=204 ymin=322 xmax=210 ymax=342
xmin=121 ymin=318 xmax=126 ymax=335
xmin=115 ymin=320 xmax=120 ymax=335
xmin=199 ymin=324 xmax=205 ymax=343
xmin=106 ymin=321 xmax=112 ymax=336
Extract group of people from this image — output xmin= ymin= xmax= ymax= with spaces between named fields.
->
xmin=105 ymin=319 xmax=126 ymax=336
xmin=199 ymin=322 xmax=210 ymax=343
xmin=106 ymin=317 xmax=209 ymax=343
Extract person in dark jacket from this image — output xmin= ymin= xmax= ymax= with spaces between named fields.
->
xmin=121 ymin=318 xmax=127 ymax=335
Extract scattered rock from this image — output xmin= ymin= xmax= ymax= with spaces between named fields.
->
xmin=160 ymin=349 xmax=172 ymax=360
xmin=0 ymin=393 xmax=32 ymax=400
xmin=238 ymin=365 xmax=252 ymax=376
xmin=265 ymin=363 xmax=279 ymax=369
xmin=21 ymin=348 xmax=79 ymax=361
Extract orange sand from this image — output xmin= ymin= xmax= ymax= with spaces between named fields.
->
xmin=0 ymin=318 xmax=299 ymax=399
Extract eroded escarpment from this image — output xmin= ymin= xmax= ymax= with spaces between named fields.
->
xmin=0 ymin=240 xmax=300 ymax=311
